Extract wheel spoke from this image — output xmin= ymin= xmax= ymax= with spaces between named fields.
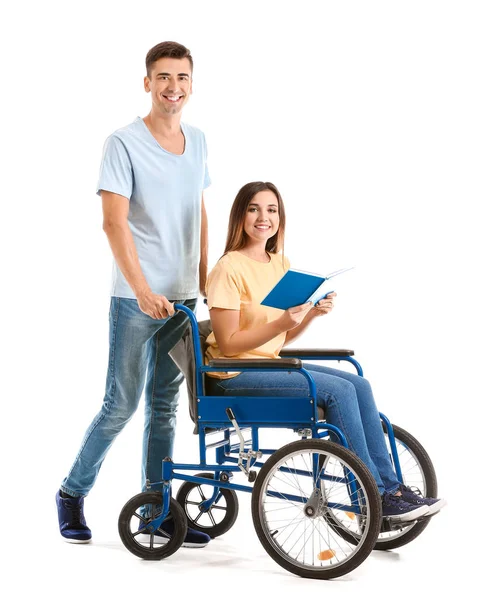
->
xmin=132 ymin=511 xmax=147 ymax=524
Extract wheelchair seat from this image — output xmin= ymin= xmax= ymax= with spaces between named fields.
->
xmin=169 ymin=319 xmax=326 ymax=432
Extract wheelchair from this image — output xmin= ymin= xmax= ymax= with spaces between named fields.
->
xmin=118 ymin=304 xmax=438 ymax=579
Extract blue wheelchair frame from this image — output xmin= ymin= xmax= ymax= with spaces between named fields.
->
xmin=146 ymin=303 xmax=403 ymax=536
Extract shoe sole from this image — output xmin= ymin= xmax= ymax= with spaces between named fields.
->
xmin=136 ymin=533 xmax=208 ymax=549
xmin=62 ymin=537 xmax=92 ymax=544
xmin=424 ymin=498 xmax=447 ymax=516
xmin=386 ymin=504 xmax=430 ymax=523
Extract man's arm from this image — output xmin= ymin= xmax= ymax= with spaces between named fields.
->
xmin=101 ymin=190 xmax=174 ymax=319
xmin=199 ymin=195 xmax=208 ymax=297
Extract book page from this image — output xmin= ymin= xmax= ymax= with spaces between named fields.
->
xmin=324 ymin=266 xmax=354 ymax=279
xmin=308 ymin=278 xmax=336 ymax=305
xmin=309 ymin=267 xmax=354 ymax=304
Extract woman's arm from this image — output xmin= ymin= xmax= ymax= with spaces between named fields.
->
xmin=284 ymin=311 xmax=319 ymax=345
xmin=210 ymin=303 xmax=313 ymax=357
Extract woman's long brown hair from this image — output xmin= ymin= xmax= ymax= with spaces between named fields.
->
xmin=224 ymin=182 xmax=286 ymax=259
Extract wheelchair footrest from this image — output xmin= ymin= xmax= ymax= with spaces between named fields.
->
xmin=381 ymin=516 xmax=428 ymax=532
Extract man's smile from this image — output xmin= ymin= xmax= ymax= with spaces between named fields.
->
xmin=162 ymin=94 xmax=184 ymax=103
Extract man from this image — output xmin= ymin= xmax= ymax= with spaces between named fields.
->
xmin=56 ymin=42 xmax=210 ymax=548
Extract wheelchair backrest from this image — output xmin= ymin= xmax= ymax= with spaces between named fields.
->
xmin=169 ymin=318 xmax=212 ymax=433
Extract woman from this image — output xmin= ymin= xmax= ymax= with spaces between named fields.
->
xmin=204 ymin=181 xmax=445 ymax=522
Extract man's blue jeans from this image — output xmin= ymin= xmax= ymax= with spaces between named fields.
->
xmin=61 ymin=297 xmax=197 ymax=497
xmin=206 ymin=364 xmax=399 ymax=494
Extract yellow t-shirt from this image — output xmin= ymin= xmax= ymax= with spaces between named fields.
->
xmin=205 ymin=250 xmax=290 ymax=379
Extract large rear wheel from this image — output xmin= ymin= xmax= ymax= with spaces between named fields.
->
xmin=252 ymin=439 xmax=381 ymax=579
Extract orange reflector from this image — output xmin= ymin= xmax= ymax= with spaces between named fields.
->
xmin=345 ymin=512 xmax=356 ymax=520
xmin=317 ymin=549 xmax=335 ymax=561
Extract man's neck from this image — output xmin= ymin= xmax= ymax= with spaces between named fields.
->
xmin=143 ymin=111 xmax=182 ymax=137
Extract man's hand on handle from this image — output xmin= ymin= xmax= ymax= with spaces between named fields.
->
xmin=136 ymin=290 xmax=175 ymax=320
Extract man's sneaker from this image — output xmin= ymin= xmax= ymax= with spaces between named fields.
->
xmin=381 ymin=491 xmax=430 ymax=523
xmin=56 ymin=490 xmax=92 ymax=543
xmin=138 ymin=518 xmax=210 ymax=548
xmin=398 ymin=484 xmax=447 ymax=516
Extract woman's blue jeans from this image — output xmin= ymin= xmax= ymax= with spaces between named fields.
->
xmin=61 ymin=297 xmax=197 ymax=498
xmin=206 ymin=364 xmax=399 ymax=494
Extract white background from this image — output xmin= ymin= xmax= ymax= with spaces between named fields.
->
xmin=2 ymin=1 xmax=494 ymax=597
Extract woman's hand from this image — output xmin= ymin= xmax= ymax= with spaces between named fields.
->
xmin=276 ymin=302 xmax=314 ymax=331
xmin=310 ymin=292 xmax=336 ymax=317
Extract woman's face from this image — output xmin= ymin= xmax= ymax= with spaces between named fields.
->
xmin=243 ymin=190 xmax=280 ymax=245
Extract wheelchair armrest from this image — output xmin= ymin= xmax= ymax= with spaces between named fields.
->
xmin=279 ymin=348 xmax=354 ymax=357
xmin=207 ymin=358 xmax=302 ymax=369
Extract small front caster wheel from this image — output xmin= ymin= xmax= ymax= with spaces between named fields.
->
xmin=118 ymin=492 xmax=187 ymax=560
xmin=176 ymin=472 xmax=239 ymax=538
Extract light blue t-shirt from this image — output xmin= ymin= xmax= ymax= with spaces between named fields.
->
xmin=97 ymin=117 xmax=211 ymax=299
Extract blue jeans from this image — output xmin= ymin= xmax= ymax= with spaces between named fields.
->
xmin=206 ymin=364 xmax=399 ymax=494
xmin=61 ymin=297 xmax=197 ymax=497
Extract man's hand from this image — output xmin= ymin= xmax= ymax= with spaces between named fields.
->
xmin=136 ymin=290 xmax=175 ymax=320
xmin=276 ymin=302 xmax=313 ymax=332
xmin=311 ymin=292 xmax=337 ymax=317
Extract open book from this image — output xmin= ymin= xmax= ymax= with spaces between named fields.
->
xmin=261 ymin=267 xmax=354 ymax=310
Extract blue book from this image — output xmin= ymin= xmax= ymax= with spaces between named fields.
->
xmin=261 ymin=267 xmax=354 ymax=310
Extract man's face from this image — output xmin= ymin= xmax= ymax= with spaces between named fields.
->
xmin=144 ymin=57 xmax=192 ymax=116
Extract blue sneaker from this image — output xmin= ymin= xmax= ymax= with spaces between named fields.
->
xmin=138 ymin=518 xmax=210 ymax=548
xmin=56 ymin=491 xmax=92 ymax=543
xmin=398 ymin=484 xmax=447 ymax=516
xmin=381 ymin=491 xmax=429 ymax=523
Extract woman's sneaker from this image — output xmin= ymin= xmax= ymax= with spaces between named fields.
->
xmin=138 ymin=519 xmax=210 ymax=548
xmin=56 ymin=491 xmax=92 ymax=543
xmin=381 ymin=491 xmax=430 ymax=523
xmin=397 ymin=484 xmax=447 ymax=516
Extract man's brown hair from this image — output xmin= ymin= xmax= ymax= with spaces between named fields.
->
xmin=145 ymin=41 xmax=193 ymax=77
